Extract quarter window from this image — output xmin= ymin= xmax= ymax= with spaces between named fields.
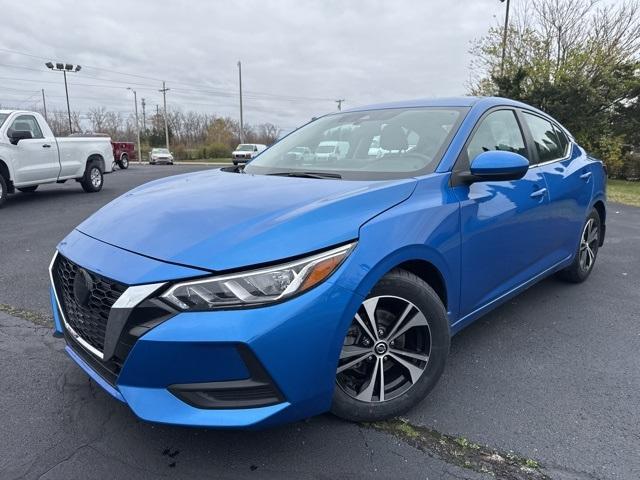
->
xmin=466 ymin=110 xmax=527 ymax=165
xmin=522 ymin=112 xmax=565 ymax=162
xmin=8 ymin=115 xmax=44 ymax=140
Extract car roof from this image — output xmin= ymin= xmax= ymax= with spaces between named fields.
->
xmin=342 ymin=96 xmax=537 ymax=113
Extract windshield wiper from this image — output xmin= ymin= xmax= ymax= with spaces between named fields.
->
xmin=267 ymin=171 xmax=342 ymax=179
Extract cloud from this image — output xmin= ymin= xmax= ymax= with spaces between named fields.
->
xmin=0 ymin=0 xmax=508 ymax=128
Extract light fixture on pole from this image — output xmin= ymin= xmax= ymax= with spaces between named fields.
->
xmin=127 ymin=88 xmax=142 ymax=165
xmin=45 ymin=61 xmax=81 ymax=134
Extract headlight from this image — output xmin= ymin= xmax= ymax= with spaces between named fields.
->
xmin=161 ymin=242 xmax=355 ymax=310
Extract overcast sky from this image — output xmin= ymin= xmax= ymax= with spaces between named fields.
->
xmin=2 ymin=0 xmax=523 ymax=130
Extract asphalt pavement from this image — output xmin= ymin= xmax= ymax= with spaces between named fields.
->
xmin=0 ymin=164 xmax=638 ymax=479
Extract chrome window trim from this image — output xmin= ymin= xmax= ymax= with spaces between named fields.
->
xmin=520 ymin=109 xmax=572 ymax=169
xmin=49 ymin=251 xmax=166 ymax=360
xmin=528 ymin=143 xmax=573 ymax=169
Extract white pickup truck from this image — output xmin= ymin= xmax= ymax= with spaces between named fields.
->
xmin=0 ymin=110 xmax=114 ymax=208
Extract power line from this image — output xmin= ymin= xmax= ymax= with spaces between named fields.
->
xmin=0 ymin=48 xmax=336 ymax=102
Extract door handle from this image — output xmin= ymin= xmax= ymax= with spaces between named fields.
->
xmin=580 ymin=171 xmax=592 ymax=180
xmin=42 ymin=144 xmax=52 ymax=148
xmin=530 ymin=188 xmax=547 ymax=199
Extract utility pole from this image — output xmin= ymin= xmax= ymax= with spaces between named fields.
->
xmin=159 ymin=81 xmax=170 ymax=151
xmin=141 ymin=98 xmax=147 ymax=131
xmin=237 ymin=61 xmax=244 ymax=143
xmin=335 ymin=99 xmax=345 ymax=111
xmin=127 ymin=88 xmax=142 ymax=165
xmin=499 ymin=0 xmax=511 ymax=77
xmin=41 ymin=89 xmax=48 ymax=122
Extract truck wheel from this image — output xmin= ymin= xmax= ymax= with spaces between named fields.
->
xmin=0 ymin=174 xmax=7 ymax=208
xmin=119 ymin=154 xmax=129 ymax=169
xmin=81 ymin=162 xmax=103 ymax=193
xmin=18 ymin=185 xmax=38 ymax=193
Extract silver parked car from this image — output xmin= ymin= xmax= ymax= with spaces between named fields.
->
xmin=149 ymin=148 xmax=174 ymax=165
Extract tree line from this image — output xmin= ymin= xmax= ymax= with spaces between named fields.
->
xmin=469 ymin=0 xmax=640 ymax=180
xmin=5 ymin=105 xmax=281 ymax=160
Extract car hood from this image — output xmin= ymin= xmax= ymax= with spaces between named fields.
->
xmin=76 ymin=169 xmax=416 ymax=272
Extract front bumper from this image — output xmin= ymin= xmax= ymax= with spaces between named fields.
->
xmin=50 ymin=230 xmax=360 ymax=428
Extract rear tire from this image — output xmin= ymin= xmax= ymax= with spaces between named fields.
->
xmin=0 ymin=174 xmax=7 ymax=208
xmin=80 ymin=162 xmax=103 ymax=193
xmin=119 ymin=154 xmax=129 ymax=169
xmin=331 ymin=269 xmax=450 ymax=422
xmin=557 ymin=209 xmax=601 ymax=283
xmin=18 ymin=185 xmax=38 ymax=193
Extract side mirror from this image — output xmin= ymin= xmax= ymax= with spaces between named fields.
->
xmin=455 ymin=151 xmax=529 ymax=184
xmin=9 ymin=130 xmax=33 ymax=145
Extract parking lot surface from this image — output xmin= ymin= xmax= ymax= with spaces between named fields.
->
xmin=1 ymin=165 xmax=638 ymax=479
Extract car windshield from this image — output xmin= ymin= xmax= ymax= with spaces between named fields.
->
xmin=237 ymin=144 xmax=255 ymax=151
xmin=153 ymin=149 xmax=169 ymax=154
xmin=244 ymin=107 xmax=467 ymax=180
xmin=0 ymin=113 xmax=8 ymax=129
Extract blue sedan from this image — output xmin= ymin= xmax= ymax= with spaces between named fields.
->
xmin=49 ymin=97 xmax=606 ymax=427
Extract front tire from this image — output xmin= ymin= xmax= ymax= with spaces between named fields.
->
xmin=331 ymin=269 xmax=450 ymax=422
xmin=80 ymin=162 xmax=103 ymax=193
xmin=557 ymin=209 xmax=601 ymax=283
xmin=18 ymin=185 xmax=38 ymax=193
xmin=0 ymin=174 xmax=7 ymax=208
xmin=119 ymin=154 xmax=129 ymax=169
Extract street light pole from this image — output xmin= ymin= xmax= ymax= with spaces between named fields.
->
xmin=237 ymin=61 xmax=244 ymax=143
xmin=62 ymin=69 xmax=72 ymax=133
xmin=45 ymin=62 xmax=81 ymax=135
xmin=41 ymin=89 xmax=48 ymax=122
xmin=127 ymin=88 xmax=142 ymax=165
xmin=335 ymin=99 xmax=345 ymax=111
xmin=500 ymin=0 xmax=511 ymax=77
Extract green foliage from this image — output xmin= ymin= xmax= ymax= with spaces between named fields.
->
xmin=469 ymin=0 xmax=640 ymax=179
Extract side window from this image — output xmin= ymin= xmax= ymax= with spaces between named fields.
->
xmin=554 ymin=125 xmax=570 ymax=157
xmin=466 ymin=110 xmax=527 ymax=165
xmin=8 ymin=115 xmax=44 ymax=140
xmin=522 ymin=112 xmax=565 ymax=163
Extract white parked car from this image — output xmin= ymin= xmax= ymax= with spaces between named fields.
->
xmin=0 ymin=110 xmax=114 ymax=208
xmin=232 ymin=143 xmax=267 ymax=165
xmin=149 ymin=148 xmax=174 ymax=165
xmin=285 ymin=146 xmax=315 ymax=163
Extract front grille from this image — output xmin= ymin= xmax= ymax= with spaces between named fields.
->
xmin=52 ymin=255 xmax=127 ymax=353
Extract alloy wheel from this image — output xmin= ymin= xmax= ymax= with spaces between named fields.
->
xmin=336 ymin=295 xmax=431 ymax=403
xmin=579 ymin=218 xmax=598 ymax=272
xmin=90 ymin=168 xmax=102 ymax=188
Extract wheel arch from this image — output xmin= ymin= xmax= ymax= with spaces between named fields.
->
xmin=592 ymin=199 xmax=606 ymax=246
xmin=87 ymin=153 xmax=105 ymax=171
xmin=344 ymin=244 xmax=455 ymax=316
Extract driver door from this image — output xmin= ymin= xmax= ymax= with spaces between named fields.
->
xmin=452 ymin=109 xmax=555 ymax=319
xmin=9 ymin=114 xmax=59 ymax=184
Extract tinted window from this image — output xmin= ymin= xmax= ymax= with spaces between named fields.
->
xmin=522 ymin=112 xmax=565 ymax=162
xmin=554 ymin=125 xmax=570 ymax=157
xmin=466 ymin=110 xmax=527 ymax=164
xmin=8 ymin=115 xmax=44 ymax=139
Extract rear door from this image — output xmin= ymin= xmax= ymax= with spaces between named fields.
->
xmin=453 ymin=108 xmax=556 ymax=318
xmin=8 ymin=114 xmax=59 ymax=185
xmin=519 ymin=111 xmax=593 ymax=260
